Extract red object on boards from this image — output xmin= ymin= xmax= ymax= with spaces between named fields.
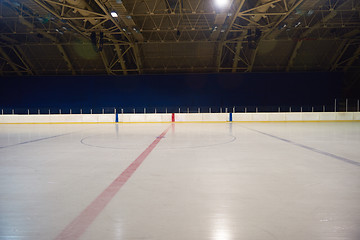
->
xmin=172 ymin=113 xmax=175 ymax=122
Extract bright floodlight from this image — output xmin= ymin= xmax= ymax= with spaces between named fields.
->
xmin=111 ymin=11 xmax=118 ymax=18
xmin=214 ymin=0 xmax=229 ymax=8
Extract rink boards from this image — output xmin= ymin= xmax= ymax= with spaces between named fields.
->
xmin=0 ymin=112 xmax=360 ymax=123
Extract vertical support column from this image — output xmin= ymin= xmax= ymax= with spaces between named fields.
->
xmin=334 ymin=99 xmax=337 ymax=112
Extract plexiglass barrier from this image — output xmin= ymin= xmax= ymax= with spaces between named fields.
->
xmin=1 ymin=99 xmax=359 ymax=115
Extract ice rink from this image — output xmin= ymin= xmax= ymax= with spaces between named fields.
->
xmin=1 ymin=122 xmax=360 ymax=240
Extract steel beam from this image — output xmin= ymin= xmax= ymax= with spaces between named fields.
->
xmin=93 ymin=0 xmax=139 ymax=74
xmin=209 ymin=0 xmax=232 ymax=41
xmin=216 ymin=42 xmax=223 ymax=72
xmin=33 ymin=0 xmax=133 ymax=80
xmin=286 ymin=40 xmax=303 ymax=71
xmin=1 ymin=37 xmax=357 ymax=46
xmin=344 ymin=45 xmax=360 ymax=72
xmin=32 ymin=0 xmax=89 ymax=38
xmin=232 ymin=33 xmax=247 ymax=72
xmin=93 ymin=0 xmax=131 ymax=42
xmin=12 ymin=46 xmax=34 ymax=75
xmin=219 ymin=67 xmax=248 ymax=70
xmin=41 ymin=0 xmax=107 ymax=17
xmin=222 ymin=0 xmax=247 ymax=41
xmin=130 ymin=12 xmax=216 ymax=17
xmin=216 ymin=0 xmax=246 ymax=71
xmin=286 ymin=9 xmax=338 ymax=71
xmin=55 ymin=44 xmax=76 ymax=75
xmin=239 ymin=0 xmax=282 ymax=15
xmin=247 ymin=46 xmax=260 ymax=72
xmin=106 ymin=0 xmax=144 ymax=42
xmin=139 ymin=66 xmax=218 ymax=72
xmin=3 ymin=0 xmax=78 ymax=74
xmin=0 ymin=34 xmax=35 ymax=75
xmin=17 ymin=16 xmax=76 ymax=75
xmin=0 ymin=47 xmax=22 ymax=75
xmin=330 ymin=41 xmax=352 ymax=71
xmin=232 ymin=42 xmax=243 ymax=72
xmin=262 ymin=0 xmax=304 ymax=39
xmin=100 ymin=51 xmax=112 ymax=75
xmin=15 ymin=46 xmax=37 ymax=74
xmin=328 ymin=40 xmax=347 ymax=71
xmin=114 ymin=44 xmax=128 ymax=75
xmin=133 ymin=43 xmax=143 ymax=74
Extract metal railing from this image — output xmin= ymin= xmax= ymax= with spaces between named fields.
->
xmin=1 ymin=99 xmax=359 ymax=115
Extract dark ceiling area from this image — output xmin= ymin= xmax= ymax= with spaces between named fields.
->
xmin=0 ymin=0 xmax=359 ymax=77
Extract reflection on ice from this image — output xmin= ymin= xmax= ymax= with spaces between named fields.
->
xmin=212 ymin=213 xmax=232 ymax=240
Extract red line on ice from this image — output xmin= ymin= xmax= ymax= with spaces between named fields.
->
xmin=55 ymin=125 xmax=171 ymax=240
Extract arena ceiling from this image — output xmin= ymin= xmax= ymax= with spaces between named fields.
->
xmin=0 ymin=0 xmax=359 ymax=76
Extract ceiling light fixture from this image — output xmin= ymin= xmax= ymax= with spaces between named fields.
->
xmin=111 ymin=11 xmax=118 ymax=18
xmin=214 ymin=0 xmax=229 ymax=8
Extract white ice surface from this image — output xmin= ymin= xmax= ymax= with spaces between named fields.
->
xmin=0 ymin=122 xmax=360 ymax=240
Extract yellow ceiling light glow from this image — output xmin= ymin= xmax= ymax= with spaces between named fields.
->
xmin=214 ymin=0 xmax=229 ymax=8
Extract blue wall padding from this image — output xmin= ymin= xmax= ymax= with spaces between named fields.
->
xmin=0 ymin=72 xmax=342 ymax=108
xmin=229 ymin=113 xmax=232 ymax=122
xmin=115 ymin=113 xmax=118 ymax=123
